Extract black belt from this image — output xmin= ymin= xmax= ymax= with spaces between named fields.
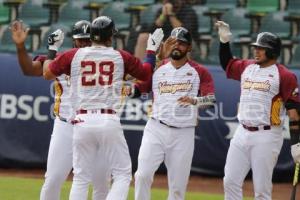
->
xmin=58 ymin=116 xmax=68 ymax=123
xmin=242 ymin=124 xmax=271 ymax=132
xmin=152 ymin=118 xmax=179 ymax=129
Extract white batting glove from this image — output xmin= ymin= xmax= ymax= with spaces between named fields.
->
xmin=291 ymin=143 xmax=300 ymax=163
xmin=215 ymin=21 xmax=232 ymax=43
xmin=146 ymin=28 xmax=164 ymax=52
xmin=48 ymin=29 xmax=64 ymax=51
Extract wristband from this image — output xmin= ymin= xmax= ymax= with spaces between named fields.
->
xmin=47 ymin=49 xmax=57 ymax=60
xmin=167 ymin=13 xmax=176 ymax=17
xmin=159 ymin=14 xmax=165 ymax=21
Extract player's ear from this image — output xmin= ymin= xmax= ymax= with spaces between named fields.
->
xmin=187 ymin=44 xmax=192 ymax=52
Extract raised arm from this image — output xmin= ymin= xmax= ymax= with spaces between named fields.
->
xmin=123 ymin=28 xmax=164 ymax=81
xmin=11 ymin=20 xmax=43 ymax=76
xmin=215 ymin=21 xmax=233 ymax=71
xmin=42 ymin=29 xmax=65 ymax=80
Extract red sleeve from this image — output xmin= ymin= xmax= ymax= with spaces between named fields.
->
xmin=226 ymin=58 xmax=255 ymax=81
xmin=135 ymin=78 xmax=152 ymax=93
xmin=48 ymin=49 xmax=78 ymax=76
xmin=33 ymin=55 xmax=47 ymax=64
xmin=189 ymin=60 xmax=215 ymax=96
xmin=118 ymin=50 xmax=153 ymax=81
xmin=33 ymin=53 xmax=63 ymax=65
xmin=278 ymin=65 xmax=300 ymax=103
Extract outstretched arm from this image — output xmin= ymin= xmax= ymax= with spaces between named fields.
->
xmin=215 ymin=21 xmax=233 ymax=71
xmin=11 ymin=20 xmax=43 ymax=76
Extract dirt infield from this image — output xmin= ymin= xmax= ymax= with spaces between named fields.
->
xmin=0 ymin=168 xmax=298 ymax=200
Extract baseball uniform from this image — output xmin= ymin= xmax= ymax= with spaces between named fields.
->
xmin=134 ymin=59 xmax=215 ymax=200
xmin=35 ymin=55 xmax=110 ymax=200
xmin=47 ymin=46 xmax=156 ymax=200
xmin=224 ymin=58 xmax=300 ymax=200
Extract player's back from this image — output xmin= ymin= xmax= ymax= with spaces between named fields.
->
xmin=70 ymin=46 xmax=125 ymax=112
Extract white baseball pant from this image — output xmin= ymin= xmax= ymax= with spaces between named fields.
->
xmin=223 ymin=124 xmax=283 ymax=200
xmin=40 ymin=117 xmax=110 ymax=200
xmin=135 ymin=118 xmax=195 ymax=200
xmin=69 ymin=113 xmax=132 ymax=200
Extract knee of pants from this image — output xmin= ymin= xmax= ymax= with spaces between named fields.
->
xmin=223 ymin=176 xmax=242 ymax=191
xmin=44 ymin=176 xmax=66 ymax=188
xmin=134 ymin=170 xmax=154 ymax=184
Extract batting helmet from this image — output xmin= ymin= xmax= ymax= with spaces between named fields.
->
xmin=90 ymin=16 xmax=118 ymax=42
xmin=170 ymin=27 xmax=192 ymax=44
xmin=251 ymin=32 xmax=281 ymax=59
xmin=72 ymin=20 xmax=91 ymax=39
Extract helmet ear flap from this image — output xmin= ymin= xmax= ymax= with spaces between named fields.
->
xmin=265 ymin=49 xmax=275 ymax=59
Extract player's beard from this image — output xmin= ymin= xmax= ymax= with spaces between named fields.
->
xmin=170 ymin=49 xmax=187 ymax=60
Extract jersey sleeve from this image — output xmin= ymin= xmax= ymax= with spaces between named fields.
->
xmin=33 ymin=55 xmax=47 ymax=64
xmin=48 ymin=48 xmax=78 ymax=76
xmin=135 ymin=78 xmax=152 ymax=94
xmin=189 ymin=61 xmax=215 ymax=96
xmin=119 ymin=50 xmax=155 ymax=81
xmin=279 ymin=66 xmax=300 ymax=103
xmin=226 ymin=58 xmax=255 ymax=81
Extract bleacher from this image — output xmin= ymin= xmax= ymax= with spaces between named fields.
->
xmin=0 ymin=0 xmax=299 ymax=67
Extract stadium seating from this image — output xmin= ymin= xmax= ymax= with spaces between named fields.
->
xmin=205 ymin=0 xmax=237 ymax=10
xmin=258 ymin=12 xmax=290 ymax=38
xmin=18 ymin=0 xmax=50 ymax=27
xmin=56 ymin=1 xmax=90 ymax=28
xmin=123 ymin=0 xmax=155 ymax=6
xmin=221 ymin=8 xmax=251 ymax=38
xmin=286 ymin=0 xmax=300 ymax=14
xmin=246 ymin=0 xmax=279 ymax=13
xmin=289 ymin=44 xmax=300 ymax=68
xmin=101 ymin=1 xmax=130 ymax=31
xmin=0 ymin=3 xmax=10 ymax=25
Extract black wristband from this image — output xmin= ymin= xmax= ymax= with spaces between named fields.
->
xmin=47 ymin=49 xmax=57 ymax=60
xmin=290 ymin=129 xmax=300 ymax=145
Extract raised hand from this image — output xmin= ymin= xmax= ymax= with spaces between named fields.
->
xmin=146 ymin=28 xmax=164 ymax=52
xmin=48 ymin=29 xmax=64 ymax=51
xmin=215 ymin=21 xmax=232 ymax=43
xmin=10 ymin=20 xmax=30 ymax=46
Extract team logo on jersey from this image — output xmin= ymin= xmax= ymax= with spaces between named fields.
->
xmin=158 ymin=80 xmax=193 ymax=94
xmin=292 ymin=87 xmax=299 ymax=97
xmin=242 ymin=78 xmax=271 ymax=92
xmin=186 ymin=72 xmax=193 ymax=76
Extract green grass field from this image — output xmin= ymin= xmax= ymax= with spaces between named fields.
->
xmin=0 ymin=176 xmax=251 ymax=200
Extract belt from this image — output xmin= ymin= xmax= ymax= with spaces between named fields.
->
xmin=152 ymin=117 xmax=179 ymax=129
xmin=242 ymin=124 xmax=271 ymax=132
xmin=76 ymin=109 xmax=116 ymax=115
xmin=58 ymin=116 xmax=68 ymax=123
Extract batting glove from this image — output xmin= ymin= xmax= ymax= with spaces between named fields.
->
xmin=291 ymin=143 xmax=300 ymax=163
xmin=48 ymin=29 xmax=64 ymax=51
xmin=146 ymin=28 xmax=164 ymax=52
xmin=215 ymin=21 xmax=232 ymax=43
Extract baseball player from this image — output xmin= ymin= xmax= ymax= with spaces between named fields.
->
xmin=216 ymin=20 xmax=300 ymax=200
xmin=132 ymin=27 xmax=216 ymax=200
xmin=42 ymin=16 xmax=164 ymax=200
xmin=11 ymin=20 xmax=110 ymax=200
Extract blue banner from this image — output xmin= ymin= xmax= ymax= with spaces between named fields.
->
xmin=0 ymin=53 xmax=297 ymax=181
